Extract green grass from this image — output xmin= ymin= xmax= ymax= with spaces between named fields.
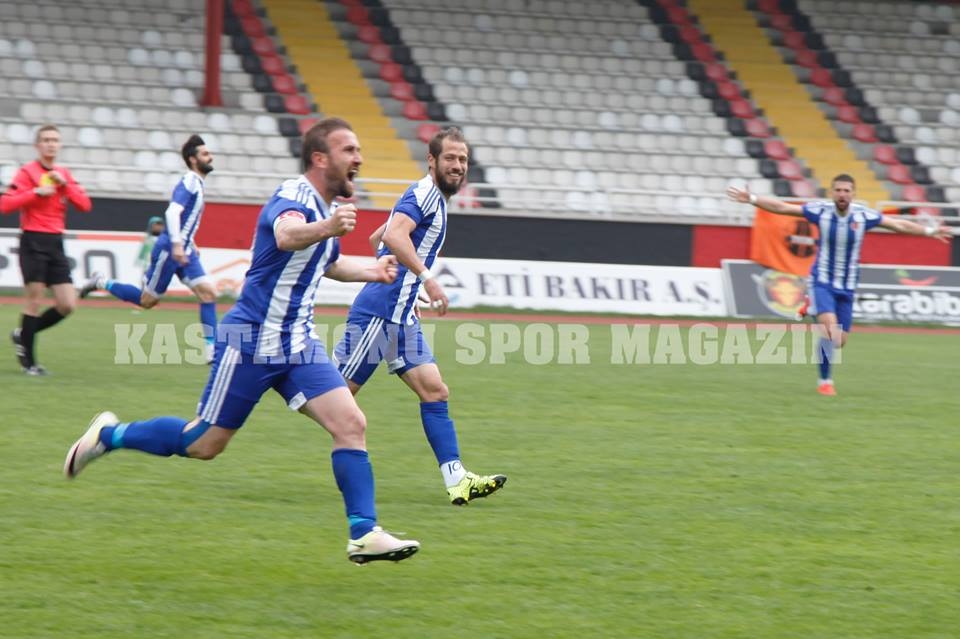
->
xmin=1 ymin=303 xmax=959 ymax=638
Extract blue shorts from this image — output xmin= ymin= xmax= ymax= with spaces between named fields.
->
xmin=196 ymin=339 xmax=347 ymax=429
xmin=808 ymin=283 xmax=854 ymax=332
xmin=334 ymin=311 xmax=435 ymax=385
xmin=142 ymin=241 xmax=207 ymax=297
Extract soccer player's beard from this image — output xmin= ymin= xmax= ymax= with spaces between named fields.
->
xmin=197 ymin=161 xmax=214 ymax=175
xmin=332 ymin=169 xmax=354 ymax=199
xmin=435 ymin=171 xmax=463 ymax=197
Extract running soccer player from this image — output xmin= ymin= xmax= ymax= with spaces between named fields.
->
xmin=334 ymin=126 xmax=507 ymax=505
xmin=728 ymin=175 xmax=951 ymax=395
xmin=1 ymin=124 xmax=92 ymax=375
xmin=64 ymin=118 xmax=420 ymax=564
xmin=80 ymin=135 xmax=219 ymax=361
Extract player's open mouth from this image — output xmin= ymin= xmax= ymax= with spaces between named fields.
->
xmin=347 ymin=169 xmax=358 ymax=183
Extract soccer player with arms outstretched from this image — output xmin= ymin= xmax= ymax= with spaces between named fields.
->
xmin=728 ymin=174 xmax=951 ymax=395
xmin=335 ymin=126 xmax=507 ymax=505
xmin=64 ymin=118 xmax=420 ymax=564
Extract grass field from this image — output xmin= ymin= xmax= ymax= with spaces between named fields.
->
xmin=1 ymin=302 xmax=958 ymax=638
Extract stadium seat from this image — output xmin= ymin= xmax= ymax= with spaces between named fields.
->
xmin=887 ymin=164 xmax=912 ymax=184
xmin=872 ymin=145 xmax=897 ymax=165
xmin=851 ymin=123 xmax=877 ymax=143
xmin=764 ymin=139 xmax=790 ymax=161
xmin=745 ymin=119 xmax=771 ymax=138
xmin=901 ymin=184 xmax=927 ymax=202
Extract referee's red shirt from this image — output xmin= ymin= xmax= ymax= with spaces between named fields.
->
xmin=0 ymin=160 xmax=92 ymax=234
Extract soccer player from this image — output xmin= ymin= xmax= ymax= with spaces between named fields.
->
xmin=80 ymin=135 xmax=219 ymax=362
xmin=1 ymin=124 xmax=92 ymax=375
xmin=334 ymin=127 xmax=507 ymax=505
xmin=63 ymin=118 xmax=420 ymax=564
xmin=728 ymin=175 xmax=951 ymax=395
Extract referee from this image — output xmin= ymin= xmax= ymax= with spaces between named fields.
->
xmin=0 ymin=124 xmax=92 ymax=375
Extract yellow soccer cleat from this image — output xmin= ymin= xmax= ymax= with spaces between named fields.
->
xmin=447 ymin=472 xmax=507 ymax=506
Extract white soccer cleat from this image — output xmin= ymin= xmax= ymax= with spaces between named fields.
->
xmin=79 ymin=271 xmax=106 ymax=299
xmin=346 ymin=526 xmax=420 ymax=564
xmin=64 ymin=411 xmax=117 ymax=479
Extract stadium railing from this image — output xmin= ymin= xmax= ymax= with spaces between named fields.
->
xmin=15 ymin=164 xmax=960 ymax=230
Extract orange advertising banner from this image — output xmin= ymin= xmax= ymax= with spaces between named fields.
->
xmin=749 ymin=209 xmax=819 ymax=276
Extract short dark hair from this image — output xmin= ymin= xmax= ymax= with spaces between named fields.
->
xmin=831 ymin=173 xmax=856 ymax=187
xmin=35 ymin=124 xmax=60 ymax=142
xmin=428 ymin=126 xmax=468 ymax=159
xmin=301 ymin=117 xmax=353 ymax=171
xmin=182 ymin=134 xmax=206 ymax=168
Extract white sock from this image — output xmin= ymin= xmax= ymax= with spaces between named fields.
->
xmin=818 ymin=378 xmax=833 ymax=385
xmin=441 ymin=460 xmax=467 ymax=488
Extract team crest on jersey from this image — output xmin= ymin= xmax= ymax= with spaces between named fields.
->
xmin=751 ymin=269 xmax=807 ymax=318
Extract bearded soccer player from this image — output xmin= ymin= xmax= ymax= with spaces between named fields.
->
xmin=63 ymin=118 xmax=420 ymax=564
xmin=80 ymin=134 xmax=219 ymax=362
xmin=1 ymin=124 xmax=92 ymax=375
xmin=728 ymin=175 xmax=951 ymax=395
xmin=334 ymin=126 xmax=507 ymax=505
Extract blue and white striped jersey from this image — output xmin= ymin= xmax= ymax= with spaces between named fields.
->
xmin=803 ymin=200 xmax=883 ymax=292
xmin=351 ymin=174 xmax=447 ymax=325
xmin=221 ymin=175 xmax=340 ymax=358
xmin=161 ymin=171 xmax=205 ymax=253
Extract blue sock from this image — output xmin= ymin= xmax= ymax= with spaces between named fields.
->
xmin=818 ymin=337 xmax=833 ymax=380
xmin=420 ymin=401 xmax=460 ymax=465
xmin=98 ymin=416 xmax=190 ymax=456
xmin=106 ymin=280 xmax=144 ymax=306
xmin=200 ymin=302 xmax=217 ymax=344
xmin=331 ymin=449 xmax=377 ymax=539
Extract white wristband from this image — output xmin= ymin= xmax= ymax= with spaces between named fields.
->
xmin=925 ymin=226 xmax=935 ymax=236
xmin=749 ymin=193 xmax=758 ymax=205
xmin=417 ymin=268 xmax=434 ymax=282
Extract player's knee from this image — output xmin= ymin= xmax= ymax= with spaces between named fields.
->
xmin=188 ymin=438 xmax=226 ymax=460
xmin=331 ymin=407 xmax=367 ymax=443
xmin=196 ymin=287 xmax=216 ymax=303
xmin=421 ymin=381 xmax=448 ymax=402
xmin=189 ymin=445 xmax=221 ymax=460
xmin=346 ymin=408 xmax=367 ymax=437
xmin=140 ymin=295 xmax=159 ymax=309
xmin=56 ymin=300 xmax=76 ymax=316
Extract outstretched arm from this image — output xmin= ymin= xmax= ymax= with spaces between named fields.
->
xmin=879 ymin=215 xmax=952 ymax=242
xmin=326 ymin=255 xmax=398 ymax=283
xmin=726 ymin=185 xmax=805 ymax=216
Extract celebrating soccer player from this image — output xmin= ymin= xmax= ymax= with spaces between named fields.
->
xmin=728 ymin=175 xmax=951 ymax=395
xmin=80 ymin=135 xmax=219 ymax=363
xmin=334 ymin=127 xmax=507 ymax=505
xmin=64 ymin=118 xmax=420 ymax=564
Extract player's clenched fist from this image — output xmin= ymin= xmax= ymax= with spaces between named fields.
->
xmin=326 ymin=204 xmax=357 ymax=236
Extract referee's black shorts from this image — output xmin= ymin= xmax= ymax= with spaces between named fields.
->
xmin=19 ymin=231 xmax=73 ymax=286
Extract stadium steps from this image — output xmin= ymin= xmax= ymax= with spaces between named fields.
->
xmin=258 ymin=0 xmax=420 ymax=208
xmin=323 ymin=0 xmax=499 ymax=209
xmin=638 ymin=0 xmax=817 ymax=199
xmin=750 ymin=0 xmax=944 ymax=211
xmin=686 ymin=0 xmax=890 ymax=204
xmin=224 ymin=0 xmax=318 ymax=162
